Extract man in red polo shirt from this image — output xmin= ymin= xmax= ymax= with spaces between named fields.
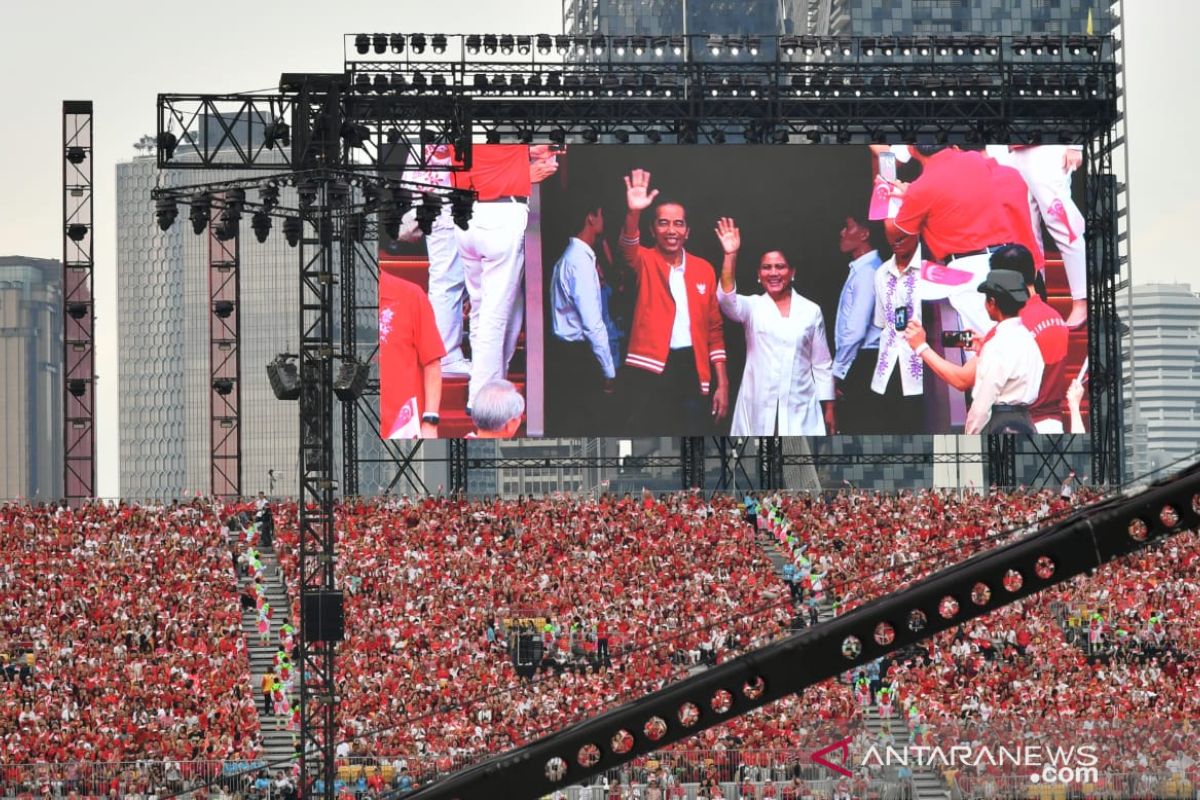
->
xmin=379 ymin=279 xmax=445 ymax=438
xmin=452 ymin=144 xmax=557 ymax=411
xmin=616 ymin=168 xmax=728 ymax=435
xmin=887 ymin=145 xmax=1012 ymax=335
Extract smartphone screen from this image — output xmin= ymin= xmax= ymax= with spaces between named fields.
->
xmin=894 ymin=307 xmax=909 ymax=331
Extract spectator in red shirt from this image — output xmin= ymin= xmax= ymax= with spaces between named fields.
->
xmin=379 ymin=278 xmax=445 ymax=439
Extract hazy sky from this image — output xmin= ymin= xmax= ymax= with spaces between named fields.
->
xmin=0 ymin=1 xmax=1195 ymax=497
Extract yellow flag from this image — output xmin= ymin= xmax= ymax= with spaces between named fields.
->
xmin=1087 ymin=7 xmax=1095 ymax=36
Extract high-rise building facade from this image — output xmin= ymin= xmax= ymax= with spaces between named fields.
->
xmin=565 ymin=0 xmax=1113 ymax=37
xmin=1123 ymin=284 xmax=1200 ymax=480
xmin=116 ymin=144 xmax=301 ymax=500
xmin=0 ymin=257 xmax=62 ymax=500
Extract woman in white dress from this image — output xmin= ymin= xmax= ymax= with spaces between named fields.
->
xmin=714 ymin=217 xmax=836 ymax=435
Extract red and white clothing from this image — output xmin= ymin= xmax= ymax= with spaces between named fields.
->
xmin=379 ymin=279 xmax=446 ymax=438
xmin=618 ymin=238 xmax=726 ymax=395
xmin=451 ymin=144 xmax=531 ymax=406
xmin=1019 ymin=294 xmax=1071 ymax=431
xmin=989 ymin=145 xmax=1087 ymax=300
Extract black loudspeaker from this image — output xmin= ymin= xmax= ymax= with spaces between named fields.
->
xmin=302 ymin=591 xmax=345 ymax=642
xmin=514 ymin=633 xmax=543 ymax=666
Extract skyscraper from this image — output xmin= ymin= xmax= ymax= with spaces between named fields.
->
xmin=0 ymin=257 xmax=62 ymax=500
xmin=1124 ymin=284 xmax=1200 ymax=479
xmin=116 ymin=141 xmax=300 ymax=499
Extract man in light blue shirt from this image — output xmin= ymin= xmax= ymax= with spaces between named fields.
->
xmin=833 ymin=216 xmax=883 ymax=432
xmin=548 ymin=201 xmax=615 ymax=433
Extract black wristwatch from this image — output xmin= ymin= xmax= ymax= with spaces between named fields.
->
xmin=421 ymin=413 xmax=440 ymax=425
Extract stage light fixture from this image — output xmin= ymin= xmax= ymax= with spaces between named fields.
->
xmin=450 ymin=191 xmax=474 ymax=231
xmin=836 ymin=130 xmax=852 ymax=144
xmin=772 ymin=129 xmax=789 ymax=144
xmin=250 ymin=210 xmax=271 ymax=243
xmin=670 ymin=36 xmax=684 ymax=55
xmin=517 ymin=35 xmax=531 ymax=54
xmin=613 ymin=129 xmax=629 ymax=144
xmin=263 ymin=119 xmax=290 ymax=148
xmin=212 ymin=378 xmax=234 ymax=396
xmin=483 ymin=34 xmax=498 ymax=54
xmin=553 ymin=35 xmax=569 ymax=54
xmin=189 ymin=193 xmax=210 ymax=234
xmin=333 ymin=358 xmax=370 ymax=402
xmin=389 ymin=34 xmax=405 ymax=53
xmin=354 ymin=73 xmax=371 ymax=94
xmin=411 ymin=71 xmax=427 ymax=89
xmin=67 ymin=379 xmax=87 ymax=398
xmin=213 ymin=300 xmax=234 ymax=318
xmin=614 ymin=37 xmax=628 ymax=56
xmin=651 ymin=36 xmax=666 ymax=56
xmin=410 ymin=33 xmax=426 ymax=53
xmin=491 ymin=74 xmax=507 ymax=88
xmin=340 ymin=123 xmax=370 ymax=149
xmin=485 ymin=129 xmax=501 ymax=144
xmin=466 ymin=35 xmax=482 ymax=54
xmin=473 ymin=73 xmax=489 ymax=89
xmin=431 ymin=34 xmax=446 ymax=53
xmin=632 ymin=36 xmax=647 ymax=55
xmin=66 ymin=146 xmax=87 ymax=164
xmin=154 ymin=196 xmax=178 ymax=231
xmin=158 ymin=131 xmax=178 ymax=161
xmin=590 ymin=35 xmax=605 ymax=55
xmin=267 ymin=355 xmax=301 ymax=400
xmin=711 ymin=130 xmax=726 ymax=145
xmin=708 ymin=34 xmax=721 ymax=56
xmin=372 ymin=33 xmax=387 ymax=55
xmin=354 ymin=34 xmax=370 ymax=55
xmin=726 ymin=35 xmax=744 ymax=56
xmin=549 ymin=128 xmax=566 ymax=144
xmin=500 ymin=35 xmax=515 ymax=54
xmin=781 ymin=35 xmax=798 ymax=56
xmin=646 ymin=130 xmax=661 ymax=144
xmin=516 ymin=129 xmax=533 ymax=144
xmin=573 ymin=36 xmax=588 ymax=56
xmin=581 ymin=127 xmax=598 ymax=143
xmin=297 ymin=179 xmax=318 ymax=209
xmin=416 ymin=192 xmax=443 ymax=236
xmin=678 ymin=126 xmax=697 ymax=145
xmin=537 ymin=35 xmax=553 ymax=54
xmin=373 ymin=74 xmax=389 ymax=93
xmin=282 ymin=216 xmax=302 ymax=247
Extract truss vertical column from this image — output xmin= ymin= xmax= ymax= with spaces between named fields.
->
xmin=757 ymin=436 xmax=783 ymax=490
xmin=681 ymin=436 xmax=705 ymax=490
xmin=712 ymin=437 xmax=754 ymax=494
xmin=340 ymin=224 xmax=359 ymax=497
xmin=62 ymin=101 xmax=95 ymax=502
xmin=1086 ymin=130 xmax=1124 ymax=487
xmin=448 ymin=439 xmax=469 ymax=495
xmin=209 ymin=197 xmax=242 ymax=499
xmin=297 ymin=180 xmax=340 ymax=800
xmin=986 ymin=434 xmax=1018 ymax=489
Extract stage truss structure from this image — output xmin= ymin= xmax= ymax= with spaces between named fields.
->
xmin=153 ymin=33 xmax=1122 ymax=798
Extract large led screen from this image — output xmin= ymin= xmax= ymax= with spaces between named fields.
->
xmin=380 ymin=144 xmax=1089 ymax=439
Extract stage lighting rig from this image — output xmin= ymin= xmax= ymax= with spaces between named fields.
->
xmin=354 ymin=34 xmax=369 ymax=55
xmin=466 ymin=34 xmax=481 ymax=54
xmin=157 ymin=131 xmax=178 ymax=161
xmin=483 ymin=34 xmax=498 ymax=55
xmin=411 ymin=34 xmax=427 ymax=54
xmin=259 ymin=181 xmax=280 ymax=209
xmin=66 ymin=224 xmax=88 ymax=242
xmin=66 ymin=146 xmax=87 ymax=165
xmin=372 ymin=33 xmax=387 ymax=55
xmin=297 ymin=179 xmax=318 ymax=209
xmin=431 ymin=34 xmax=446 ymax=54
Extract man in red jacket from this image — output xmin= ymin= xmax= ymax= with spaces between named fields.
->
xmin=616 ymin=169 xmax=729 ymax=435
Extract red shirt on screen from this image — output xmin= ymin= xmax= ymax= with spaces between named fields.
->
xmin=1020 ymin=294 xmax=1071 ymax=423
xmin=379 ymin=279 xmax=446 ymax=438
xmin=894 ymin=149 xmax=1006 ymax=262
xmin=987 ymin=159 xmax=1046 ymax=270
xmin=451 ymin=144 xmax=531 ymax=201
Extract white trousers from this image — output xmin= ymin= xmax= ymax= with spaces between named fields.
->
xmin=1035 ymin=418 xmax=1065 ymax=434
xmin=1006 ymin=146 xmax=1088 ymax=301
xmin=425 ymin=212 xmax=467 ymax=365
xmin=455 ymin=201 xmax=528 ymax=407
xmin=939 ymin=252 xmax=993 ymax=336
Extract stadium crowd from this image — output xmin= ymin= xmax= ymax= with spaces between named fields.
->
xmin=0 ymin=483 xmax=1196 ymax=798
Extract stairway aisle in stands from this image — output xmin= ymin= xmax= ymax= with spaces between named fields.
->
xmin=863 ymin=704 xmax=950 ymax=800
xmin=238 ymin=543 xmax=297 ymax=765
xmin=758 ymin=531 xmax=835 ymax=625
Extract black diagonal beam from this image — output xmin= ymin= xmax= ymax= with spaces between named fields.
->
xmin=406 ymin=462 xmax=1200 ymax=800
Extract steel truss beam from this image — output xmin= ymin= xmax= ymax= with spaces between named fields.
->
xmin=406 ymin=461 xmax=1200 ymax=800
xmin=756 ymin=437 xmax=783 ymax=490
xmin=711 ymin=437 xmax=755 ymax=493
xmin=296 ymin=176 xmax=339 ymax=800
xmin=62 ymin=101 xmax=95 ymax=502
xmin=681 ymin=437 xmax=705 ymax=489
xmin=209 ymin=197 xmax=242 ymax=498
